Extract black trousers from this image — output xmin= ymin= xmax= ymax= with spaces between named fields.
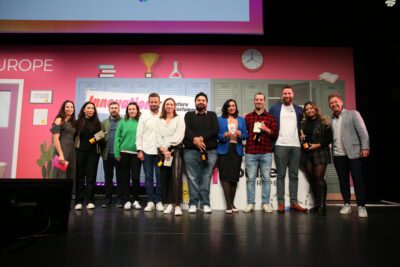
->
xmin=75 ymin=149 xmax=100 ymax=204
xmin=103 ymin=153 xmax=123 ymax=203
xmin=160 ymin=148 xmax=183 ymax=205
xmin=333 ymin=156 xmax=366 ymax=206
xmin=118 ymin=152 xmax=142 ymax=203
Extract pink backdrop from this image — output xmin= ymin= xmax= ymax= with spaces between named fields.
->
xmin=0 ymin=45 xmax=355 ymax=178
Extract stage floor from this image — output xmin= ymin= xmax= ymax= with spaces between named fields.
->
xmin=2 ymin=201 xmax=400 ymax=267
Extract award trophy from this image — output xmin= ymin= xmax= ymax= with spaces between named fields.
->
xmin=140 ymin=53 xmax=160 ymax=78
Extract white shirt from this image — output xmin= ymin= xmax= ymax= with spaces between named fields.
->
xmin=155 ymin=115 xmax=185 ymax=149
xmin=332 ymin=110 xmax=347 ymax=156
xmin=276 ymin=104 xmax=301 ymax=147
xmin=136 ymin=111 xmax=160 ymax=155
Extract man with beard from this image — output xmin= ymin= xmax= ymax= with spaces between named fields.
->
xmin=136 ymin=93 xmax=164 ymax=212
xmin=183 ymin=92 xmax=218 ymax=213
xmin=269 ymin=85 xmax=307 ymax=213
xmin=328 ymin=93 xmax=370 ymax=218
xmin=101 ymin=102 xmax=122 ymax=208
xmin=243 ymin=92 xmax=278 ymax=213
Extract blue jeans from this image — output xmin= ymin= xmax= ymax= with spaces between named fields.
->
xmin=184 ymin=149 xmax=217 ymax=207
xmin=245 ymin=153 xmax=273 ymax=205
xmin=143 ymin=153 xmax=161 ymax=203
xmin=274 ymin=146 xmax=301 ymax=204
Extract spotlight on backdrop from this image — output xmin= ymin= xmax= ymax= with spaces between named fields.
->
xmin=385 ymin=0 xmax=396 ymax=7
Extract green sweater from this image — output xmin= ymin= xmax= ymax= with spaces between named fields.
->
xmin=114 ymin=118 xmax=138 ymax=158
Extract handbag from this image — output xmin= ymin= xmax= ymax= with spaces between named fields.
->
xmin=52 ymin=155 xmax=69 ymax=172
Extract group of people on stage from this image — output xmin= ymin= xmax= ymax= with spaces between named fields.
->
xmin=50 ymin=85 xmax=370 ymax=218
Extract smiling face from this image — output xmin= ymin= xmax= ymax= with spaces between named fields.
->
xmin=164 ymin=99 xmax=176 ymax=115
xmin=127 ymin=104 xmax=138 ymax=119
xmin=228 ymin=101 xmax=237 ymax=115
xmin=84 ymin=103 xmax=95 ymax=118
xmin=149 ymin=96 xmax=160 ymax=113
xmin=329 ymin=96 xmax=343 ymax=114
xmin=304 ymin=103 xmax=317 ymax=119
xmin=195 ymin=96 xmax=207 ymax=112
xmin=282 ymin=88 xmax=294 ymax=105
xmin=253 ymin=93 xmax=265 ymax=111
xmin=64 ymin=102 xmax=74 ymax=117
xmin=108 ymin=104 xmax=120 ymax=118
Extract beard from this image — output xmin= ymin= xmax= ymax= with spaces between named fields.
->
xmin=110 ymin=111 xmax=119 ymax=118
xmin=150 ymin=105 xmax=159 ymax=113
xmin=196 ymin=103 xmax=206 ymax=112
xmin=282 ymin=97 xmax=292 ymax=105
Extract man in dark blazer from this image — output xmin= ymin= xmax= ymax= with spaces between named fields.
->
xmin=269 ymin=85 xmax=307 ymax=213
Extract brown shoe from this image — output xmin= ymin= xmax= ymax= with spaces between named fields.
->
xmin=290 ymin=203 xmax=308 ymax=213
xmin=277 ymin=203 xmax=285 ymax=213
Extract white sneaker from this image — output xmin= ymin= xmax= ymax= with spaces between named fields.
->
xmin=124 ymin=201 xmax=132 ymax=210
xmin=132 ymin=201 xmax=142 ymax=210
xmin=163 ymin=204 xmax=174 ymax=214
xmin=203 ymin=205 xmax=212 ymax=213
xmin=188 ymin=205 xmax=197 ymax=213
xmin=243 ymin=204 xmax=254 ymax=213
xmin=156 ymin=201 xmax=165 ymax=212
xmin=263 ymin=203 xmax=273 ymax=213
xmin=358 ymin=206 xmax=368 ymax=218
xmin=174 ymin=206 xmax=183 ymax=216
xmin=144 ymin=201 xmax=155 ymax=212
xmin=74 ymin=203 xmax=83 ymax=210
xmin=340 ymin=204 xmax=352 ymax=215
xmin=86 ymin=203 xmax=95 ymax=209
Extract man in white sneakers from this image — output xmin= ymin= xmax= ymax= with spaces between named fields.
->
xmin=183 ymin=92 xmax=218 ymax=214
xmin=329 ymin=93 xmax=370 ymax=218
xmin=136 ymin=93 xmax=164 ymax=212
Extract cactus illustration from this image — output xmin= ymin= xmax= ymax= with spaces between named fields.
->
xmin=36 ymin=140 xmax=55 ymax=178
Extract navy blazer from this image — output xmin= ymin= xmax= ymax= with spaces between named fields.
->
xmin=269 ymin=102 xmax=303 ymax=133
xmin=217 ymin=116 xmax=248 ymax=156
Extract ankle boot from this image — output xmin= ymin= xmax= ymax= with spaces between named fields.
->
xmin=317 ymin=183 xmax=327 ymax=216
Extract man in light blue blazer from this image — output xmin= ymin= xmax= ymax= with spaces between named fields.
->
xmin=329 ymin=93 xmax=370 ymax=218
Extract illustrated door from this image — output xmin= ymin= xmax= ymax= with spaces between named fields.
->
xmin=0 ymin=80 xmax=23 ymax=178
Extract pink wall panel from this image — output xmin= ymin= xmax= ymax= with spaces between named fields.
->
xmin=0 ymin=45 xmax=354 ymax=178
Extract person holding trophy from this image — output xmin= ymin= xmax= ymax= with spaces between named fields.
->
xmin=183 ymin=92 xmax=218 ymax=213
xmin=217 ymin=99 xmax=248 ymax=214
xmin=74 ymin=101 xmax=105 ymax=210
xmin=155 ymin=98 xmax=185 ymax=216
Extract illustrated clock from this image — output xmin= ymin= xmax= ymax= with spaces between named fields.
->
xmin=241 ymin=48 xmax=264 ymax=72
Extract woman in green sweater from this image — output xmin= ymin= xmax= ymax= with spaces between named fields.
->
xmin=114 ymin=102 xmax=142 ymax=210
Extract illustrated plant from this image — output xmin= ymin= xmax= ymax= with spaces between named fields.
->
xmin=36 ymin=140 xmax=54 ymax=178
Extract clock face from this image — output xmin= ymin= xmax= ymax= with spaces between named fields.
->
xmin=241 ymin=48 xmax=264 ymax=71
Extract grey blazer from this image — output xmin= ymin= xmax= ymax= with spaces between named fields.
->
xmin=334 ymin=109 xmax=370 ymax=159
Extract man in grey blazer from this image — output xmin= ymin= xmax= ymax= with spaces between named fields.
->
xmin=328 ymin=93 xmax=370 ymax=218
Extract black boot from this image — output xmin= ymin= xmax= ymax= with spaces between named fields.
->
xmin=317 ymin=183 xmax=327 ymax=216
xmin=310 ymin=183 xmax=319 ymax=213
